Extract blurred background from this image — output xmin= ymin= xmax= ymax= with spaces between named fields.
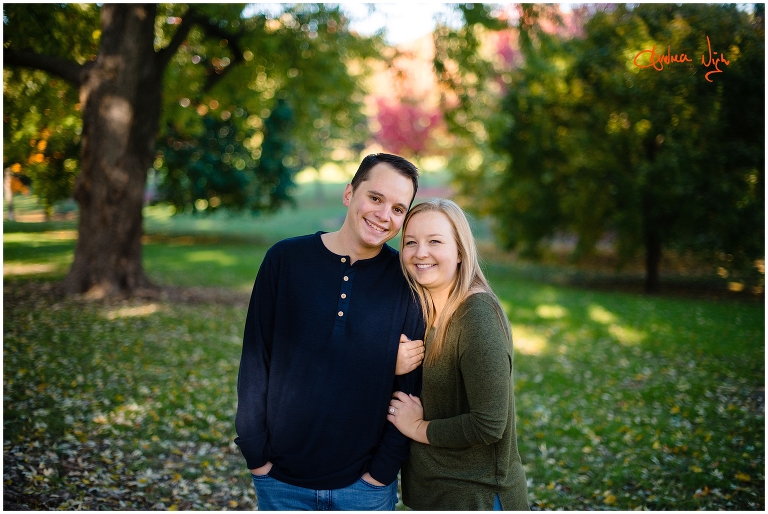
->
xmin=3 ymin=3 xmax=764 ymax=511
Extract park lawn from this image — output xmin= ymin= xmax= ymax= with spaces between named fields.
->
xmin=3 ymin=225 xmax=765 ymax=510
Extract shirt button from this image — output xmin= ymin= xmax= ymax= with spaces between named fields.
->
xmin=341 ymin=257 xmax=346 ymax=263
xmin=338 ymin=311 xmax=344 ymax=317
xmin=343 ymin=276 xmax=349 ymax=281
xmin=341 ymin=293 xmax=347 ymax=299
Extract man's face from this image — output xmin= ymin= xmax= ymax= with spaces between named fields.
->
xmin=343 ymin=163 xmax=415 ymax=250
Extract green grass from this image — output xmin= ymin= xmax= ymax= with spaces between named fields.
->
xmin=3 ymin=186 xmax=764 ymax=510
xmin=486 ymin=267 xmax=764 ymax=509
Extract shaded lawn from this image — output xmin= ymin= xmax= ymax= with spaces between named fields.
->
xmin=486 ymin=266 xmax=764 ymax=510
xmin=3 ymin=230 xmax=765 ymax=510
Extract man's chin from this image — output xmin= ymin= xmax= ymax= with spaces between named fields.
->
xmin=363 ymin=233 xmax=394 ymax=248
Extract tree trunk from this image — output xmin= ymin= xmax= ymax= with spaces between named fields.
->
xmin=642 ymin=192 xmax=662 ymax=294
xmin=63 ymin=4 xmax=161 ymax=297
xmin=4 ymin=168 xmax=15 ymax=221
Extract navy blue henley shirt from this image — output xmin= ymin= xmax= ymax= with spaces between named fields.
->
xmin=235 ymin=232 xmax=424 ymax=490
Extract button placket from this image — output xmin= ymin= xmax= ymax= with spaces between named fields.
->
xmin=334 ymin=257 xmax=354 ymax=326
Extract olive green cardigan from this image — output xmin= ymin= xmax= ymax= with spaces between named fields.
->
xmin=401 ymin=293 xmax=529 ymax=510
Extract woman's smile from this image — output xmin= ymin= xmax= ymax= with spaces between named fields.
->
xmin=402 ymin=210 xmax=461 ymax=301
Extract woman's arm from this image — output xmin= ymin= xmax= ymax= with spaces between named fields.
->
xmin=426 ymin=299 xmax=512 ymax=448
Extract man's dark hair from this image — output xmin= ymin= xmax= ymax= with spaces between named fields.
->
xmin=351 ymin=153 xmax=419 ymax=206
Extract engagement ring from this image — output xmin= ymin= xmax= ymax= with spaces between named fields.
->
xmin=389 ymin=407 xmax=395 ymax=414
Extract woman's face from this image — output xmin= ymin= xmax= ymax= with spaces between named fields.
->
xmin=402 ymin=210 xmax=461 ymax=300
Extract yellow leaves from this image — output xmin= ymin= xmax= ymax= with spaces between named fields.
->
xmin=653 ymin=440 xmax=662 ymax=450
xmin=670 ymin=405 xmax=681 ymax=414
xmin=228 ymin=500 xmax=238 ymax=508
xmin=734 ymin=471 xmax=751 ymax=482
xmin=603 ymin=491 xmax=617 ymax=505
xmin=694 ymin=486 xmax=710 ymax=499
xmin=151 ymin=435 xmax=160 ymax=442
xmin=168 ymin=504 xmax=179 ymax=511
xmin=582 ymin=445 xmax=592 ymax=454
xmin=690 ymin=465 xmax=703 ymax=473
xmin=36 ymin=140 xmax=47 ymax=151
xmin=93 ymin=414 xmax=108 ymax=424
xmin=547 ymin=481 xmax=556 ymax=490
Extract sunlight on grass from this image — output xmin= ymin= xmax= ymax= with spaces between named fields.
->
xmin=4 ymin=263 xmax=59 ymax=276
xmin=588 ymin=304 xmax=618 ymax=324
xmin=3 ymin=230 xmax=77 ymax=243
xmin=535 ymin=304 xmax=568 ymax=319
xmin=105 ymin=304 xmax=162 ymax=320
xmin=608 ymin=324 xmax=647 ymax=346
xmin=512 ymin=324 xmax=548 ymax=355
xmin=184 ymin=250 xmax=237 ymax=266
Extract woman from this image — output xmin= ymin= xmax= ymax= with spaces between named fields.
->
xmin=387 ymin=199 xmax=529 ymax=510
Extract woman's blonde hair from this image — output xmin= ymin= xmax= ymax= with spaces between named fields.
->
xmin=400 ymin=198 xmax=510 ymax=366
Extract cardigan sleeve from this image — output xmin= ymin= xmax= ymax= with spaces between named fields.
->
xmin=426 ymin=296 xmax=512 ymax=448
xmin=368 ymin=294 xmax=425 ymax=484
xmin=234 ymin=248 xmax=278 ymax=469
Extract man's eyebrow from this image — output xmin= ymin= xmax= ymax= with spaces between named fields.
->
xmin=367 ymin=189 xmax=408 ymax=211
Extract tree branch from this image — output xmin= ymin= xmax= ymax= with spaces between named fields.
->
xmin=155 ymin=11 xmax=197 ymax=72
xmin=3 ymin=49 xmax=86 ymax=87
xmin=188 ymin=10 xmax=246 ymax=93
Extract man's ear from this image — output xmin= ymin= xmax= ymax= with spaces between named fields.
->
xmin=342 ymin=184 xmax=354 ymax=207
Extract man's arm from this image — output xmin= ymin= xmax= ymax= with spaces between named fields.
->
xmin=234 ymin=250 xmax=277 ymax=470
xmin=366 ymin=296 xmax=425 ymax=484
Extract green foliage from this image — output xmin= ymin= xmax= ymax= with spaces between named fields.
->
xmin=484 ymin=4 xmax=764 ymax=286
xmin=2 ymin=5 xmax=94 ymax=213
xmin=156 ymin=3 xmax=375 ymax=182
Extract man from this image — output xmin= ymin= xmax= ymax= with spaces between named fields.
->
xmin=235 ymin=153 xmax=425 ymax=510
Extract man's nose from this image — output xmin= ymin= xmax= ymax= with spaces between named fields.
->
xmin=373 ymin=205 xmax=390 ymax=221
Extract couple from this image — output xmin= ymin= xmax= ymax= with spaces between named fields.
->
xmin=235 ymin=153 xmax=529 ymax=510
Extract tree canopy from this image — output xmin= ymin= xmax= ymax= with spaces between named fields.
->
xmin=438 ymin=3 xmax=765 ymax=292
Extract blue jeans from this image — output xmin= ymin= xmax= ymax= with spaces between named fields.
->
xmin=494 ymin=493 xmax=503 ymax=510
xmin=251 ymin=473 xmax=398 ymax=510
